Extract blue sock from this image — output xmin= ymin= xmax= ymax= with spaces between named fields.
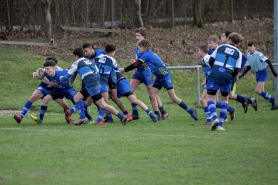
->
xmin=178 ymin=101 xmax=191 ymax=112
xmin=146 ymin=109 xmax=152 ymax=115
xmin=260 ymin=91 xmax=275 ymax=103
xmin=216 ymin=101 xmax=221 ymax=108
xmin=20 ymin=100 xmax=32 ymax=117
xmin=207 ymin=100 xmax=218 ymax=120
xmin=97 ymin=109 xmax=106 ymax=122
xmin=117 ymin=112 xmax=124 ymax=120
xmin=204 ymin=106 xmax=212 ymax=123
xmin=236 ymin=94 xmax=252 ymax=104
xmin=159 ymin=106 xmax=167 ymax=115
xmin=132 ymin=103 xmax=139 ymax=115
xmin=39 ymin=105 xmax=47 ymax=121
xmin=154 ymin=111 xmax=161 ymax=120
xmin=75 ymin=101 xmax=85 ymax=119
xmin=219 ymin=103 xmax=228 ymax=127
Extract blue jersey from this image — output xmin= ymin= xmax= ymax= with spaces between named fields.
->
xmin=209 ymin=44 xmax=242 ymax=84
xmin=88 ymin=49 xmax=105 ymax=61
xmin=45 ymin=70 xmax=72 ymax=90
xmin=95 ymin=54 xmax=118 ymax=84
xmin=40 ymin=66 xmax=63 ymax=89
xmin=201 ymin=54 xmax=211 ymax=79
xmin=208 ymin=49 xmax=214 ymax=55
xmin=136 ymin=46 xmax=151 ymax=72
xmin=241 ymin=54 xmax=247 ymax=70
xmin=116 ymin=71 xmax=126 ymax=82
xmin=139 ymin=50 xmax=170 ymax=78
xmin=246 ymin=51 xmax=268 ymax=72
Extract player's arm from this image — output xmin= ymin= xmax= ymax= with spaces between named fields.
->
xmin=265 ymin=59 xmax=278 ymax=77
xmin=238 ymin=66 xmax=251 ymax=79
xmin=208 ymin=57 xmax=215 ymax=67
xmin=60 ymin=63 xmax=78 ymax=81
xmin=120 ymin=60 xmax=143 ymax=73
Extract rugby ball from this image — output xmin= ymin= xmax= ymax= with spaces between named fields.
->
xmin=35 ymin=68 xmax=45 ymax=80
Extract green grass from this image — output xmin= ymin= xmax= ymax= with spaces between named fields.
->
xmin=1 ymin=46 xmax=278 ymax=185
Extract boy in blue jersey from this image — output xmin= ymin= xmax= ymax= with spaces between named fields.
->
xmin=207 ymin=32 xmax=243 ymax=131
xmin=13 ymin=57 xmax=75 ymax=124
xmin=60 ymin=48 xmax=128 ymax=125
xmin=221 ymin=31 xmax=257 ymax=113
xmin=120 ymin=39 xmax=198 ymax=121
xmin=30 ymin=60 xmax=77 ymax=124
xmin=129 ymin=28 xmax=168 ymax=121
xmin=238 ymin=42 xmax=278 ymax=110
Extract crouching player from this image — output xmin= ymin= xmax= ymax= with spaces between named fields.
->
xmin=30 ymin=60 xmax=77 ymax=124
xmin=60 ymin=48 xmax=128 ymax=125
xmin=119 ymin=39 xmax=198 ymax=121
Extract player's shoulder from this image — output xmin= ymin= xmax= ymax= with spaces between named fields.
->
xmin=203 ymin=54 xmax=210 ymax=62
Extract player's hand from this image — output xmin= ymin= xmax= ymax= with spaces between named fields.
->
xmin=201 ymin=81 xmax=206 ymax=87
xmin=51 ymin=82 xmax=58 ymax=87
xmin=32 ymin=72 xmax=40 ymax=79
xmin=119 ymin=69 xmax=125 ymax=73
xmin=130 ymin=59 xmax=136 ymax=64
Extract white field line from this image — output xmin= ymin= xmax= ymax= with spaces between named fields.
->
xmin=0 ymin=127 xmax=267 ymax=143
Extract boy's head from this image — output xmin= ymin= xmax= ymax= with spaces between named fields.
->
xmin=221 ymin=30 xmax=232 ymax=44
xmin=45 ymin=56 xmax=58 ymax=65
xmin=227 ymin=32 xmax=243 ymax=45
xmin=138 ymin=39 xmax=152 ymax=53
xmin=197 ymin=44 xmax=209 ymax=57
xmin=43 ymin=60 xmax=56 ymax=76
xmin=207 ymin=35 xmax=219 ymax=50
xmin=82 ymin=43 xmax=95 ymax=57
xmin=105 ymin=44 xmax=116 ymax=57
xmin=247 ymin=42 xmax=256 ymax=53
xmin=135 ymin=27 xmax=147 ymax=42
xmin=73 ymin=48 xmax=84 ymax=58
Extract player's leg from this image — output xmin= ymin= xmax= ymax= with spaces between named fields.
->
xmin=130 ymin=77 xmax=141 ymax=119
xmin=14 ymin=88 xmax=46 ymax=123
xmin=200 ymin=89 xmax=212 ymax=124
xmin=95 ymin=85 xmax=110 ymax=124
xmin=216 ymin=92 xmax=230 ymax=131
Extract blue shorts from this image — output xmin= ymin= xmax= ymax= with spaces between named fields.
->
xmin=117 ymin=79 xmax=132 ymax=98
xmin=153 ymin=74 xmax=173 ymax=90
xmin=83 ymin=74 xmax=101 ymax=96
xmin=36 ymin=86 xmax=53 ymax=97
xmin=49 ymin=88 xmax=76 ymax=100
xmin=206 ymin=80 xmax=232 ymax=93
xmin=100 ymin=83 xmax=108 ymax=93
xmin=256 ymin=68 xmax=268 ymax=82
xmin=131 ymin=70 xmax=153 ymax=86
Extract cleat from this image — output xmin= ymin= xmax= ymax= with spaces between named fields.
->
xmin=95 ymin=121 xmax=106 ymax=125
xmin=161 ymin=113 xmax=169 ymax=120
xmin=125 ymin=113 xmax=133 ymax=122
xmin=69 ymin=118 xmax=76 ymax=123
xmin=14 ymin=115 xmax=22 ymax=123
xmin=104 ymin=118 xmax=114 ymax=123
xmin=270 ymin=103 xmax=278 ymax=110
xmin=242 ymin=102 xmax=249 ymax=113
xmin=65 ymin=109 xmax=71 ymax=124
xmin=121 ymin=115 xmax=128 ymax=126
xmin=131 ymin=114 xmax=140 ymax=120
xmin=88 ymin=119 xmax=95 ymax=124
xmin=217 ymin=126 xmax=225 ymax=131
xmin=202 ymin=120 xmax=212 ymax=125
xmin=150 ymin=113 xmax=158 ymax=122
xmin=210 ymin=119 xmax=219 ymax=131
xmin=74 ymin=118 xmax=87 ymax=125
xmin=224 ymin=118 xmax=228 ymax=122
xmin=251 ymin=98 xmax=257 ymax=111
xmin=229 ymin=107 xmax=236 ymax=121
xmin=31 ymin=115 xmax=42 ymax=124
xmin=190 ymin=108 xmax=198 ymax=121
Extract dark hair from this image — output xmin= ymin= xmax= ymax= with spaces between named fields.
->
xmin=224 ymin=30 xmax=232 ymax=38
xmin=105 ymin=44 xmax=116 ymax=53
xmin=82 ymin=43 xmax=92 ymax=49
xmin=73 ymin=48 xmax=84 ymax=58
xmin=45 ymin=57 xmax=58 ymax=64
xmin=248 ymin=42 xmax=256 ymax=47
xmin=138 ymin=39 xmax=152 ymax=50
xmin=44 ymin=60 xmax=56 ymax=67
xmin=135 ymin=27 xmax=147 ymax=38
xmin=198 ymin=45 xmax=208 ymax=54
xmin=227 ymin=32 xmax=243 ymax=45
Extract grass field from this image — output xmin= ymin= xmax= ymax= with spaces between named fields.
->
xmin=1 ymin=46 xmax=278 ymax=185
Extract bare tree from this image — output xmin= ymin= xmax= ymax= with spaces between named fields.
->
xmin=134 ymin=0 xmax=144 ymax=27
xmin=41 ymin=0 xmax=52 ymax=39
xmin=193 ymin=0 xmax=205 ymax=28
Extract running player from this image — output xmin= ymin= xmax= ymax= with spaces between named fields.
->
xmin=120 ymin=39 xmax=198 ymax=121
xmin=129 ymin=28 xmax=168 ymax=121
xmin=238 ymin=42 xmax=278 ymax=110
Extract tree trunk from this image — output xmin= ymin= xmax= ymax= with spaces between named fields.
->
xmin=41 ymin=0 xmax=52 ymax=39
xmin=193 ymin=0 xmax=205 ymax=28
xmin=134 ymin=0 xmax=144 ymax=27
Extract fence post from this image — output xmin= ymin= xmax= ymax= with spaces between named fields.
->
xmin=196 ymin=66 xmax=201 ymax=106
xmin=274 ymin=0 xmax=278 ymax=100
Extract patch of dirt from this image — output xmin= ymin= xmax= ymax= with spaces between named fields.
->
xmin=0 ymin=110 xmax=21 ymax=116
